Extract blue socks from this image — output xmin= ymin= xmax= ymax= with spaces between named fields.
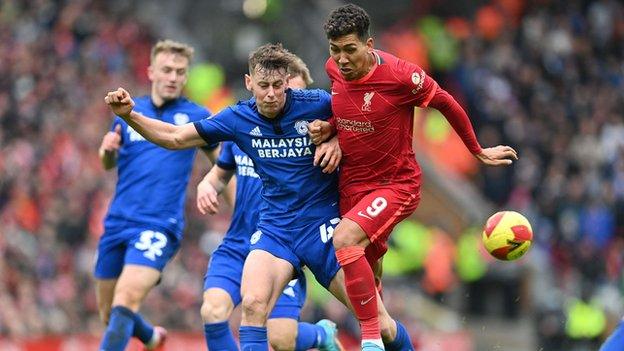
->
xmin=600 ymin=320 xmax=624 ymax=351
xmin=132 ymin=312 xmax=155 ymax=344
xmin=205 ymin=321 xmax=239 ymax=351
xmin=295 ymin=322 xmax=326 ymax=350
xmin=385 ymin=320 xmax=414 ymax=351
xmin=239 ymin=326 xmax=268 ymax=351
xmin=100 ymin=306 xmax=135 ymax=351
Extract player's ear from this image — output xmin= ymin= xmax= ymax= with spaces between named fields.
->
xmin=366 ymin=37 xmax=374 ymax=50
xmin=147 ymin=65 xmax=155 ymax=82
xmin=244 ymin=74 xmax=253 ymax=92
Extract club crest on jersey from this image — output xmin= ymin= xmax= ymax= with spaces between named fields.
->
xmin=173 ymin=113 xmax=190 ymax=125
xmin=294 ymin=120 xmax=309 ymax=135
xmin=250 ymin=230 xmax=262 ymax=244
xmin=362 ymin=92 xmax=375 ymax=111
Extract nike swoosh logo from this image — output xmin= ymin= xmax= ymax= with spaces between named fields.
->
xmin=331 ymin=91 xmax=339 ymax=95
xmin=360 ymin=295 xmax=375 ymax=305
xmin=357 ymin=211 xmax=372 ymax=220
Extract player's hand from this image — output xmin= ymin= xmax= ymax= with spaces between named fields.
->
xmin=197 ymin=178 xmax=220 ymax=215
xmin=308 ymin=120 xmax=334 ymax=145
xmin=314 ymin=135 xmax=342 ymax=173
xmin=99 ymin=124 xmax=122 ymax=154
xmin=475 ymin=145 xmax=518 ymax=166
xmin=104 ymin=87 xmax=135 ymax=118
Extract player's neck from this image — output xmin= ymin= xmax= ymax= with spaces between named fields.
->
xmin=351 ymin=52 xmax=376 ymax=81
xmin=151 ymin=94 xmax=175 ymax=108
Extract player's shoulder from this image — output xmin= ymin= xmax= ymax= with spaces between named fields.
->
xmin=133 ymin=95 xmax=152 ymax=108
xmin=289 ymin=88 xmax=330 ymax=103
xmin=177 ymin=97 xmax=211 ymax=116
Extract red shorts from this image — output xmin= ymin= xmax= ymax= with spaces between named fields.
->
xmin=341 ymin=186 xmax=420 ymax=263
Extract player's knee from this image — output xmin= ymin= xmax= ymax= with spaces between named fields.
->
xmin=332 ymin=224 xmax=364 ymax=250
xmin=113 ymin=286 xmax=144 ymax=310
xmin=201 ymin=299 xmax=231 ymax=323
xmin=241 ymin=294 xmax=269 ymax=320
xmin=268 ymin=328 xmax=296 ymax=351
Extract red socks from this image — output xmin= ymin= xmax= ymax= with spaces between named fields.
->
xmin=336 ymin=246 xmax=380 ymax=340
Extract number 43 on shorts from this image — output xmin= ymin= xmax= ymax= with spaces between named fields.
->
xmin=319 ymin=217 xmax=341 ymax=243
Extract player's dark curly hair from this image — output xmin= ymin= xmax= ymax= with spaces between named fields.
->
xmin=323 ymin=4 xmax=371 ymax=41
xmin=248 ymin=43 xmax=294 ymax=74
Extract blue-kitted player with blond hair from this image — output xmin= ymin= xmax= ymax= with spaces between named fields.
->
xmin=95 ymin=39 xmax=218 ymax=351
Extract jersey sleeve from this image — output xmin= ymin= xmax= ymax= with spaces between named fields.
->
xmin=393 ymin=58 xmax=438 ymax=108
xmin=193 ymin=108 xmax=236 ymax=146
xmin=194 ymin=106 xmax=220 ymax=151
xmin=216 ymin=141 xmax=237 ymax=170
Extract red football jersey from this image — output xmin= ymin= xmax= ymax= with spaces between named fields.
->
xmin=326 ymin=50 xmax=439 ymax=195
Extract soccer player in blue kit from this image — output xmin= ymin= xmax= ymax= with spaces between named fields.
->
xmin=105 ymin=43 xmax=412 ymax=351
xmin=95 ymin=40 xmax=218 ymax=351
xmin=196 ymin=54 xmax=343 ymax=351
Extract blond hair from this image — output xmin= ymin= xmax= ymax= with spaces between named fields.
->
xmin=150 ymin=39 xmax=195 ymax=64
xmin=289 ymin=55 xmax=314 ymax=85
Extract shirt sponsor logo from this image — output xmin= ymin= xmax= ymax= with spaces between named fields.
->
xmin=234 ymin=154 xmax=259 ymax=178
xmin=336 ymin=118 xmax=375 ymax=133
xmin=251 ymin=137 xmax=313 ymax=158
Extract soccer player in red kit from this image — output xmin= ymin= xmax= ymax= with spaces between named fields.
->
xmin=309 ymin=4 xmax=518 ymax=351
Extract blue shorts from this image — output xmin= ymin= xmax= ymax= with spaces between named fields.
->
xmin=204 ymin=237 xmax=307 ymax=320
xmin=251 ymin=214 xmax=341 ymax=289
xmin=94 ymin=223 xmax=181 ymax=279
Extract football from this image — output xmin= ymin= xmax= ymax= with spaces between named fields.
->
xmin=482 ymin=211 xmax=533 ymax=261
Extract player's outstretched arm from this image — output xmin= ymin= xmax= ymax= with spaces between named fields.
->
xmin=308 ymin=120 xmax=335 ymax=145
xmin=314 ymin=135 xmax=342 ymax=173
xmin=98 ymin=124 xmax=122 ymax=170
xmin=196 ymin=165 xmax=235 ymax=215
xmin=475 ymin=146 xmax=518 ymax=166
xmin=104 ymin=87 xmax=206 ymax=150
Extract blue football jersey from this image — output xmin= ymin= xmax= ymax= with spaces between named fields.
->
xmin=105 ymin=95 xmax=214 ymax=236
xmin=194 ymin=89 xmax=338 ymax=229
xmin=217 ymin=141 xmax=264 ymax=243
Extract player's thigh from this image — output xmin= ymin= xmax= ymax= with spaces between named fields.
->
xmin=241 ymin=249 xmax=296 ymax=314
xmin=201 ymin=288 xmax=236 ymax=323
xmin=204 ymin=242 xmax=247 ymax=307
xmin=267 ymin=318 xmax=298 ymax=351
xmin=95 ymin=278 xmax=117 ymax=324
xmin=342 ymin=187 xmax=420 ymax=251
xmin=112 ymin=264 xmax=162 ymax=309
xmin=93 ymin=229 xmax=128 ymax=280
xmin=295 ymin=216 xmax=342 ymax=289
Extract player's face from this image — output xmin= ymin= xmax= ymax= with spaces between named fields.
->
xmin=245 ymin=67 xmax=289 ymax=118
xmin=329 ymin=33 xmax=374 ymax=81
xmin=148 ymin=52 xmax=189 ymax=102
xmin=288 ymin=75 xmax=307 ymax=89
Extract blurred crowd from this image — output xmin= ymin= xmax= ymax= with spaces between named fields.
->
xmin=435 ymin=0 xmax=624 ymax=348
xmin=1 ymin=0 xmax=624 ymax=349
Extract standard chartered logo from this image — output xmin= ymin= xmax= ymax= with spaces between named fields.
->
xmin=252 ymin=137 xmax=313 ymax=158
